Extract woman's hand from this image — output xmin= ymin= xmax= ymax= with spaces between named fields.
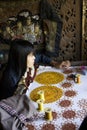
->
xmin=51 ymin=60 xmax=71 ymax=69
xmin=59 ymin=60 xmax=71 ymax=69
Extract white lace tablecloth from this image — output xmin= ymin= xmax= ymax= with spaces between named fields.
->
xmin=26 ymin=66 xmax=87 ymax=130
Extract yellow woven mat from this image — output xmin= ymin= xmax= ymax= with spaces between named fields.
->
xmin=35 ymin=71 xmax=64 ymax=84
xmin=30 ymin=86 xmax=63 ymax=103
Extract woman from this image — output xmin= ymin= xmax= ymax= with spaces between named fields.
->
xmin=0 ymin=39 xmax=70 ymax=100
xmin=0 ymin=39 xmax=36 ymax=100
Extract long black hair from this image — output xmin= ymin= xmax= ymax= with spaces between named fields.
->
xmin=0 ymin=39 xmax=34 ymax=100
xmin=8 ymin=39 xmax=34 ymax=82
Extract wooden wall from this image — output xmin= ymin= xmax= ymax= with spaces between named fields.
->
xmin=0 ymin=0 xmax=83 ymax=61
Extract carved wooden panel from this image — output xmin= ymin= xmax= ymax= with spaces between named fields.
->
xmin=49 ymin=0 xmax=82 ymax=61
xmin=82 ymin=0 xmax=87 ymax=60
xmin=0 ymin=0 xmax=40 ymax=22
xmin=0 ymin=0 xmax=82 ymax=61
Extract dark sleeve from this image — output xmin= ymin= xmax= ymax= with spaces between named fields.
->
xmin=0 ymin=70 xmax=17 ymax=100
xmin=79 ymin=116 xmax=87 ymax=130
xmin=35 ymin=53 xmax=51 ymax=65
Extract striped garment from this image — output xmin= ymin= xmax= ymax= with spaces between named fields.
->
xmin=0 ymin=101 xmax=27 ymax=125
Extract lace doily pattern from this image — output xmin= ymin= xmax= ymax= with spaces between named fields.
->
xmin=26 ymin=66 xmax=87 ymax=130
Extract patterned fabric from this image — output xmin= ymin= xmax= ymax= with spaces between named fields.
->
xmin=0 ymin=102 xmax=26 ymax=124
xmin=25 ymin=68 xmax=32 ymax=87
xmin=43 ymin=19 xmax=57 ymax=54
xmin=0 ymin=94 xmax=37 ymax=130
xmin=14 ymin=65 xmax=37 ymax=95
xmin=0 ymin=94 xmax=30 ymax=130
xmin=40 ymin=0 xmax=63 ymax=57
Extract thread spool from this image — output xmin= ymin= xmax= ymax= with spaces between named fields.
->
xmin=77 ymin=74 xmax=81 ymax=83
xmin=45 ymin=108 xmax=53 ymax=121
xmin=37 ymin=99 xmax=44 ymax=111
xmin=37 ymin=90 xmax=45 ymax=101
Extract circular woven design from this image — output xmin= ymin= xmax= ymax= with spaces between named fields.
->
xmin=30 ymin=86 xmax=63 ymax=103
xmin=35 ymin=71 xmax=64 ymax=84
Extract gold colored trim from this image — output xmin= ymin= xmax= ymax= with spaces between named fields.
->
xmin=82 ymin=0 xmax=87 ymax=59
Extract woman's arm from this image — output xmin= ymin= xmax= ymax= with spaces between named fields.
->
xmin=35 ymin=53 xmax=51 ymax=65
xmin=35 ymin=53 xmax=71 ymax=69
